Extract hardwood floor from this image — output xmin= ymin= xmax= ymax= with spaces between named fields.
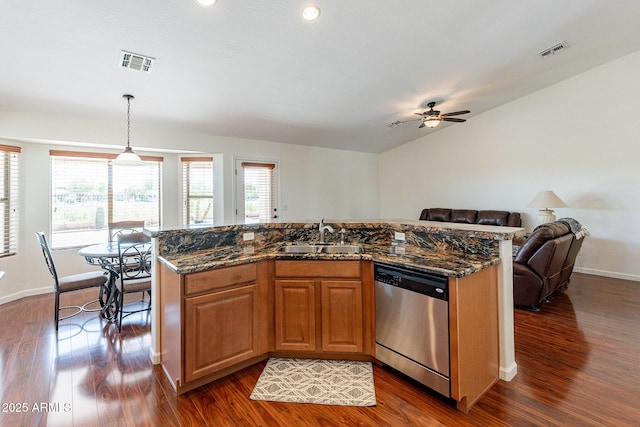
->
xmin=1 ymin=272 xmax=639 ymax=426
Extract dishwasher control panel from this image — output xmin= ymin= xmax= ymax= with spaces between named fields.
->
xmin=374 ymin=263 xmax=448 ymax=301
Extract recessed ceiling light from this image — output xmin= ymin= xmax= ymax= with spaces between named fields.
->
xmin=194 ymin=0 xmax=217 ymax=6
xmin=302 ymin=5 xmax=321 ymax=21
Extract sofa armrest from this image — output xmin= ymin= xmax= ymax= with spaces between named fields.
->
xmin=513 ymin=262 xmax=544 ymax=307
xmin=508 ymin=212 xmax=522 ymax=227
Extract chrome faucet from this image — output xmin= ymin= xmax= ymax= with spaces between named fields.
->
xmin=318 ymin=218 xmax=334 ymax=244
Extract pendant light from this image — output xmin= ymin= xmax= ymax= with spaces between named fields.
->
xmin=114 ymin=94 xmax=143 ymax=165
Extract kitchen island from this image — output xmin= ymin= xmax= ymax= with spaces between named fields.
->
xmin=146 ymin=220 xmax=524 ymax=412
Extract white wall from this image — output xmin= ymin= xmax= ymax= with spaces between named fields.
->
xmin=0 ymin=121 xmax=379 ymax=303
xmin=3 ymin=48 xmax=639 ymax=304
xmin=379 ymin=49 xmax=640 ymax=281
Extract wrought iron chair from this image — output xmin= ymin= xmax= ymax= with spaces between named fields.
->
xmin=108 ymin=220 xmax=145 ymax=242
xmin=36 ymin=232 xmax=109 ymax=331
xmin=113 ymin=232 xmax=152 ymax=333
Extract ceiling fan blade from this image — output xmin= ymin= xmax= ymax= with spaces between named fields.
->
xmin=441 ymin=110 xmax=471 ymax=117
xmin=414 ymin=112 xmax=426 ymax=116
xmin=418 ymin=122 xmax=426 ymax=129
xmin=442 ymin=117 xmax=466 ymax=123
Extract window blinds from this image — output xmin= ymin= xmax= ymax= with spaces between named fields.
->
xmin=181 ymin=157 xmax=214 ymax=225
xmin=49 ymin=150 xmax=162 ymax=248
xmin=241 ymin=162 xmax=277 ymax=223
xmin=0 ymin=144 xmax=20 ymax=257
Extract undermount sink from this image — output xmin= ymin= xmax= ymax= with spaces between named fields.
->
xmin=278 ymin=244 xmax=321 ymax=254
xmin=278 ymin=244 xmax=363 ymax=254
xmin=319 ymin=245 xmax=363 ymax=254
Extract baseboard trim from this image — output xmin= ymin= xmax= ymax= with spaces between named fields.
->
xmin=149 ymin=347 xmax=161 ymax=365
xmin=499 ymin=362 xmax=518 ymax=381
xmin=574 ymin=267 xmax=640 ymax=282
xmin=0 ymin=287 xmax=52 ymax=306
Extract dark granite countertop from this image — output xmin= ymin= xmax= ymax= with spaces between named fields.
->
xmin=158 ymin=243 xmax=501 ymax=278
xmin=153 ymin=219 xmax=523 ymax=278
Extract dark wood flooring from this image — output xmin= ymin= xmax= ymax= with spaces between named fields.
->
xmin=1 ymin=272 xmax=639 ymax=426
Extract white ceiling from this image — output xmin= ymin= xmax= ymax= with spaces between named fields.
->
xmin=2 ymin=0 xmax=640 ymax=153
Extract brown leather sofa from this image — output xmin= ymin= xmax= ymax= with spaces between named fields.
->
xmin=419 ymin=208 xmax=522 ymax=227
xmin=513 ymin=219 xmax=587 ymax=310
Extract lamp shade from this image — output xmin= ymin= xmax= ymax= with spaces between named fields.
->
xmin=527 ymin=190 xmax=567 ymax=208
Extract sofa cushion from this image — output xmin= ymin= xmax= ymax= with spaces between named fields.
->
xmin=427 ymin=208 xmax=452 ymax=222
xmin=451 ymin=209 xmax=478 ymax=224
xmin=477 ymin=210 xmax=509 ymax=226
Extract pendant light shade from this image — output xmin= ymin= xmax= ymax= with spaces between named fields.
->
xmin=114 ymin=94 xmax=143 ymax=165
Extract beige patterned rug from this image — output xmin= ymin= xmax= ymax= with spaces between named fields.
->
xmin=250 ymin=358 xmax=376 ymax=406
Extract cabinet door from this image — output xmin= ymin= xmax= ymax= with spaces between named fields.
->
xmin=274 ymin=279 xmax=316 ymax=351
xmin=320 ymin=280 xmax=363 ymax=353
xmin=449 ymin=265 xmax=499 ymax=412
xmin=184 ymin=284 xmax=259 ymax=383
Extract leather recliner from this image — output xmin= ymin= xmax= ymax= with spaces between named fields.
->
xmin=513 ymin=220 xmax=578 ymax=310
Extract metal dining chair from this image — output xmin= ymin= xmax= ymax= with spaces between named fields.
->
xmin=113 ymin=232 xmax=152 ymax=332
xmin=36 ymin=232 xmax=109 ymax=331
xmin=108 ymin=220 xmax=145 ymax=242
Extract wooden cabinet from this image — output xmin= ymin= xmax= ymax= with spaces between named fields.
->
xmin=274 ymin=279 xmax=316 ymax=351
xmin=274 ymin=260 xmax=371 ymax=355
xmin=159 ymin=258 xmax=373 ymax=394
xmin=183 ymin=283 xmax=260 ymax=382
xmin=320 ymin=280 xmax=363 ymax=353
xmin=448 ymin=264 xmax=499 ymax=413
xmin=160 ymin=260 xmax=272 ymax=394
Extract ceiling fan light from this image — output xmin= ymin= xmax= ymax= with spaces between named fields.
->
xmin=194 ymin=0 xmax=217 ymax=6
xmin=424 ymin=118 xmax=440 ymax=128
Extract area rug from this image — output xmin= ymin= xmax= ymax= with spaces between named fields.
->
xmin=250 ymin=358 xmax=376 ymax=406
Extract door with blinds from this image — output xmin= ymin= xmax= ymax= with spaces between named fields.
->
xmin=235 ymin=160 xmax=279 ymax=223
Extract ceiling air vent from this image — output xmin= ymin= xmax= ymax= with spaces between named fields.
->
xmin=538 ymin=41 xmax=568 ymax=59
xmin=119 ymin=50 xmax=155 ymax=73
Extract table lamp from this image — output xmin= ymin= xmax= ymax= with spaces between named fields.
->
xmin=527 ymin=190 xmax=567 ymax=224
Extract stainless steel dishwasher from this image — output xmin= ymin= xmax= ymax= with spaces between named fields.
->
xmin=374 ymin=263 xmax=450 ymax=397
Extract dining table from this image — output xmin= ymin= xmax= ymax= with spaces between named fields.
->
xmin=78 ymin=243 xmax=119 ymax=319
xmin=79 ymin=242 xmax=125 ymax=264
xmin=78 ymin=241 xmax=150 ymax=320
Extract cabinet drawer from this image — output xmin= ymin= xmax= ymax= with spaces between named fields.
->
xmin=275 ymin=260 xmax=361 ymax=278
xmin=184 ymin=263 xmax=257 ymax=296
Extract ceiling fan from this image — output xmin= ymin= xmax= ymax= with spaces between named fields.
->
xmin=387 ymin=101 xmax=471 ymax=129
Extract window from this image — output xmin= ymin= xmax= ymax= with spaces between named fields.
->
xmin=182 ymin=157 xmax=214 ymax=225
xmin=235 ymin=160 xmax=278 ymax=223
xmin=50 ymin=150 xmax=162 ymax=248
xmin=0 ymin=144 xmax=20 ymax=257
